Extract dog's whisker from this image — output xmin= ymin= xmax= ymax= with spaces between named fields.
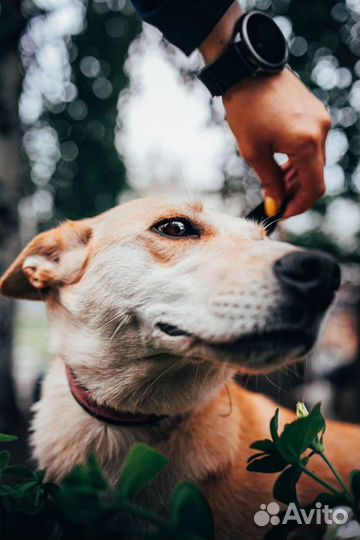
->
xmin=98 ymin=317 xmax=128 ymax=364
xmin=192 ymin=362 xmax=200 ymax=396
xmin=262 ymin=216 xmax=283 ymax=231
xmin=96 ymin=312 xmax=124 ymax=331
xmin=282 ymin=363 xmax=303 ymax=379
xmin=136 ymin=359 xmax=180 ymax=407
xmin=264 ymin=374 xmax=285 ymax=393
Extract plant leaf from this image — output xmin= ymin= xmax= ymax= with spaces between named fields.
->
xmin=249 ymin=439 xmax=275 ymax=452
xmin=170 ymin=482 xmax=214 ymax=540
xmin=4 ymin=465 xmax=36 ymax=479
xmin=0 ymin=485 xmax=20 ymax=497
xmin=278 ymin=403 xmax=325 ymax=462
xmin=35 ymin=470 xmax=46 ymax=482
xmin=0 ymin=434 xmax=17 ymax=443
xmin=273 ymin=465 xmax=302 ymax=505
xmin=350 ymin=470 xmax=360 ymax=502
xmin=17 ymin=480 xmax=39 ymax=495
xmin=247 ymin=454 xmax=288 ymax=473
xmin=118 ymin=443 xmax=168 ymax=500
xmin=64 ymin=454 xmax=107 ymax=491
xmin=270 ymin=409 xmax=281 ymax=448
xmin=247 ymin=452 xmax=267 ymax=464
xmin=0 ymin=450 xmax=10 ymax=471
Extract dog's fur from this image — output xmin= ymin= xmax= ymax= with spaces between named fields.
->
xmin=1 ymin=198 xmax=358 ymax=539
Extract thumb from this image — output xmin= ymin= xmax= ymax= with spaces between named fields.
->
xmin=247 ymin=151 xmax=286 ymax=216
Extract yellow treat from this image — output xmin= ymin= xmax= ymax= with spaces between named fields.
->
xmin=265 ymin=196 xmax=278 ymax=217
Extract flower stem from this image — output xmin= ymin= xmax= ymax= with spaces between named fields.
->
xmin=298 ymin=464 xmax=339 ymax=495
xmin=318 ymin=452 xmax=353 ymax=500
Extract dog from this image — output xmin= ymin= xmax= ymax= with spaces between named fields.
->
xmin=1 ymin=197 xmax=358 ymax=539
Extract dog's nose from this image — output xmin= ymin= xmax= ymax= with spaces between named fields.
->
xmin=274 ymin=251 xmax=341 ymax=308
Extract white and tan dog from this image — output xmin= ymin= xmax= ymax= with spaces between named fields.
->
xmin=1 ymin=198 xmax=358 ymax=539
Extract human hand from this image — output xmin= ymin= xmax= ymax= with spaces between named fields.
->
xmin=200 ymin=3 xmax=331 ymax=219
xmin=222 ymin=68 xmax=331 ymax=218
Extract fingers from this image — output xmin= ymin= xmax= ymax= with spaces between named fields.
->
xmin=282 ymin=154 xmax=325 ymax=218
xmin=244 ymin=149 xmax=286 ymax=212
xmin=281 ymin=118 xmax=329 ymax=218
xmin=246 ymin=146 xmax=326 ymax=220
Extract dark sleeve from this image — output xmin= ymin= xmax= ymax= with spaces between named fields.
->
xmin=131 ymin=0 xmax=234 ymax=56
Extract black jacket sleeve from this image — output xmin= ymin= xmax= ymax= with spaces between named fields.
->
xmin=131 ymin=0 xmax=234 ymax=56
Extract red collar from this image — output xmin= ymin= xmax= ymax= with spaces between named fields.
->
xmin=65 ymin=364 xmax=166 ymax=427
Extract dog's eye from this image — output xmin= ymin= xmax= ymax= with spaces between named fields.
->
xmin=152 ymin=219 xmax=200 ymax=239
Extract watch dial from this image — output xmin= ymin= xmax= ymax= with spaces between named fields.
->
xmin=246 ymin=13 xmax=287 ymax=66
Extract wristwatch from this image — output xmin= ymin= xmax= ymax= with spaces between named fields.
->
xmin=198 ymin=11 xmax=289 ymax=96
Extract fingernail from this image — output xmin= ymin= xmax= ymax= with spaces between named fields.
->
xmin=265 ymin=196 xmax=278 ymax=217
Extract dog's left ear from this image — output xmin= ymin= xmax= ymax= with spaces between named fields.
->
xmin=0 ymin=219 xmax=93 ymax=300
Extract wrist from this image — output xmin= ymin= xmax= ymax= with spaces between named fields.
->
xmin=198 ymin=11 xmax=289 ymax=97
xmin=199 ymin=2 xmax=244 ymax=64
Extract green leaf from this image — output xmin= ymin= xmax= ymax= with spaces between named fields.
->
xmin=4 ymin=465 xmax=36 ymax=479
xmin=249 ymin=439 xmax=275 ymax=452
xmin=34 ymin=484 xmax=42 ymax=507
xmin=273 ymin=465 xmax=303 ymax=505
xmin=64 ymin=454 xmax=107 ymax=491
xmin=170 ymin=482 xmax=214 ymax=540
xmin=278 ymin=403 xmax=325 ymax=462
xmin=350 ymin=470 xmax=360 ymax=502
xmin=0 ymin=485 xmax=20 ymax=497
xmin=118 ymin=443 xmax=168 ymax=500
xmin=247 ymin=452 xmax=267 ymax=464
xmin=247 ymin=454 xmax=288 ymax=473
xmin=0 ymin=450 xmax=10 ymax=470
xmin=0 ymin=434 xmax=17 ymax=443
xmin=270 ymin=409 xmax=280 ymax=448
xmin=17 ymin=480 xmax=39 ymax=495
xmin=35 ymin=470 xmax=46 ymax=482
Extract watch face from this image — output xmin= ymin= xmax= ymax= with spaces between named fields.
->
xmin=241 ymin=12 xmax=288 ymax=70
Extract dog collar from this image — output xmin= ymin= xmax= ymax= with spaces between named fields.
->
xmin=65 ymin=364 xmax=166 ymax=427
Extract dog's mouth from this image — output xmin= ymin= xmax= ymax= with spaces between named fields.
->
xmin=210 ymin=328 xmax=313 ymax=352
xmin=156 ymin=322 xmax=315 ymax=358
xmin=157 ymin=322 xmax=314 ymax=352
xmin=157 ymin=323 xmax=192 ymax=338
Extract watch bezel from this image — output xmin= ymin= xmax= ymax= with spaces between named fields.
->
xmin=238 ymin=11 xmax=289 ymax=73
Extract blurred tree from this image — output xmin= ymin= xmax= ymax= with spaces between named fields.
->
xmin=46 ymin=1 xmax=141 ymax=221
xmin=0 ymin=0 xmax=27 ymax=431
xmin=20 ymin=0 xmax=141 ymax=226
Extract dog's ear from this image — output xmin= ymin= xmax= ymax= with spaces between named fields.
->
xmin=0 ymin=220 xmax=93 ymax=300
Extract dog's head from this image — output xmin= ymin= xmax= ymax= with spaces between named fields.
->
xmin=0 ymin=198 xmax=340 ymax=414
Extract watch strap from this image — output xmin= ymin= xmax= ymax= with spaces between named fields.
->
xmin=199 ymin=42 xmax=254 ymax=96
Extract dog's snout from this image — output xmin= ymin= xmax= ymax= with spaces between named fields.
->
xmin=274 ymin=251 xmax=341 ymax=308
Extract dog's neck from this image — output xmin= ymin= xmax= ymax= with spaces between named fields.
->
xmin=33 ymin=357 xmax=242 ymax=485
xmin=65 ymin=364 xmax=168 ymax=427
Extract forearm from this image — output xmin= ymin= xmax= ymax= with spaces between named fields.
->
xmin=130 ymin=0 xmax=237 ymax=56
xmin=199 ymin=2 xmax=244 ymax=63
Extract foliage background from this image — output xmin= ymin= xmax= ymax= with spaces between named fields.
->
xmin=0 ymin=0 xmax=359 ymax=457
